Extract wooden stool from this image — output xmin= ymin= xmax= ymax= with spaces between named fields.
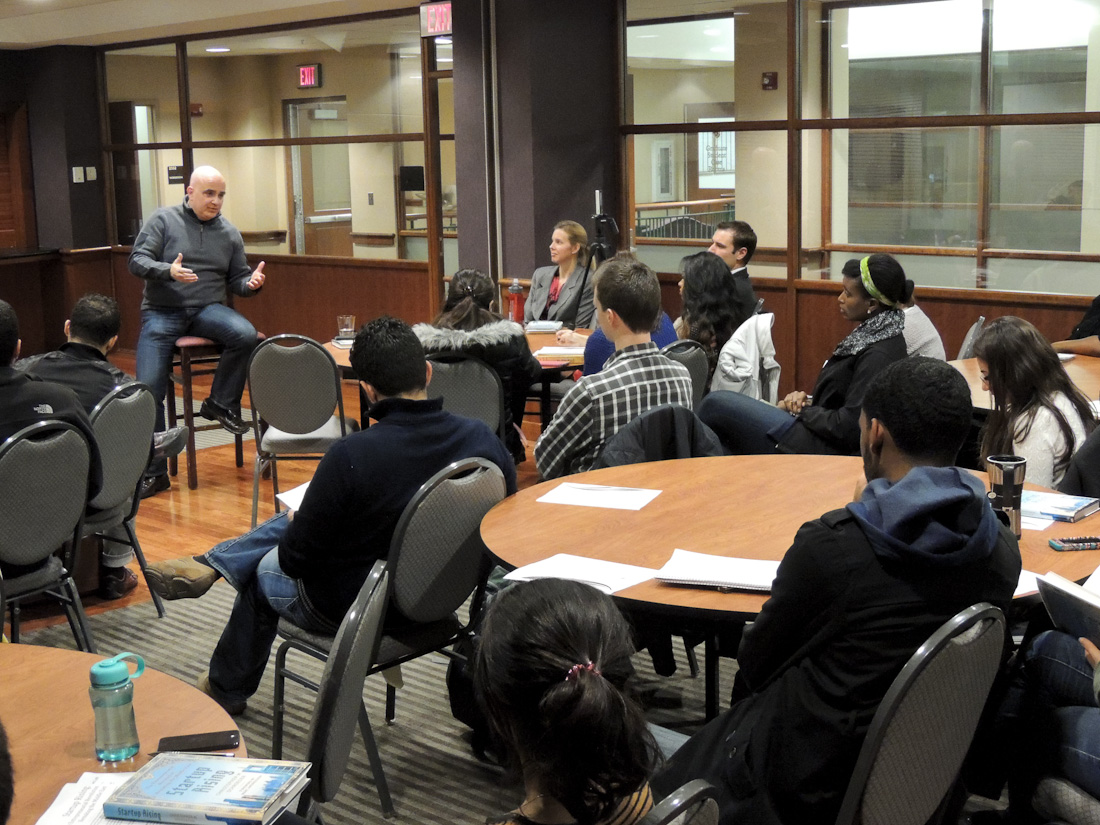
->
xmin=167 ymin=335 xmax=260 ymax=490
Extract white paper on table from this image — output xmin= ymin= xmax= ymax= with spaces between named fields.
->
xmin=276 ymin=481 xmax=310 ymax=512
xmin=1022 ymin=515 xmax=1055 ymax=531
xmin=536 ymin=482 xmax=662 ymax=511
xmin=533 ymin=346 xmax=586 ymax=358
xmin=1015 ymin=570 xmax=1040 ymax=598
xmin=35 ymin=771 xmax=131 ymax=825
xmin=504 ymin=553 xmax=657 ymax=594
xmin=1083 ymin=564 xmax=1100 ymax=595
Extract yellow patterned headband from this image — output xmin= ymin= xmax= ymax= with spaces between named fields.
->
xmin=859 ymin=256 xmax=896 ymax=308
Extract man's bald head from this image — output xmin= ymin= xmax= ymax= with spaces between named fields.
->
xmin=187 ymin=166 xmax=227 ymax=221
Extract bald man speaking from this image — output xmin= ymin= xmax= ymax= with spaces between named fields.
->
xmin=129 ymin=165 xmax=267 ymax=498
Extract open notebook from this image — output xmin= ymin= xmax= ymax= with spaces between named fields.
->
xmin=655 ymin=549 xmax=780 ymax=593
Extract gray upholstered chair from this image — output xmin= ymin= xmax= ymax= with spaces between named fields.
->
xmin=425 ymin=353 xmax=506 ymax=441
xmin=661 ymin=339 xmax=709 ymax=408
xmin=82 ymin=381 xmax=164 ymax=617
xmin=270 ymin=458 xmax=507 ymax=818
xmin=639 ymin=780 xmax=719 ymax=825
xmin=957 ymin=315 xmax=987 ymax=360
xmin=0 ymin=420 xmax=96 ymax=651
xmin=247 ymin=334 xmax=351 ymax=527
xmin=833 ymin=602 xmax=1005 ymax=825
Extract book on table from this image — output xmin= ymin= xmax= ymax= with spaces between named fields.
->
xmin=102 ymin=753 xmax=311 ymax=825
xmin=1021 ymin=490 xmax=1100 ymax=522
xmin=655 ymin=548 xmax=780 ymax=593
xmin=1037 ymin=570 xmax=1100 ymax=642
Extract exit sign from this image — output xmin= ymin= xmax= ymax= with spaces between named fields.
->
xmin=419 ymin=2 xmax=452 ymax=37
xmin=297 ymin=63 xmax=322 ymax=88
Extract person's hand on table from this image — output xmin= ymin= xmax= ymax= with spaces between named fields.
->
xmin=247 ymin=261 xmax=266 ymax=290
xmin=556 ymin=329 xmax=589 ymax=346
xmin=777 ymin=391 xmax=809 ymax=414
xmin=169 ymin=253 xmax=199 ymax=283
xmin=1080 ymin=637 xmax=1100 ymax=669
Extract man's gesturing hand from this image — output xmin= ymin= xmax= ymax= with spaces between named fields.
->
xmin=247 ymin=261 xmax=266 ymax=291
xmin=170 ymin=253 xmax=198 ymax=283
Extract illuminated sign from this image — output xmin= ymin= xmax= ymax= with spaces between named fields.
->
xmin=419 ymin=2 xmax=452 ymax=37
xmin=297 ymin=64 xmax=322 ymax=89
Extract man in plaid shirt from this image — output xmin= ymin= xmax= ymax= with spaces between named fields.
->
xmin=535 ymin=254 xmax=693 ymax=479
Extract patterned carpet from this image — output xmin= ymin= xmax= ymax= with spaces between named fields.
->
xmin=24 ymin=583 xmax=724 ymax=824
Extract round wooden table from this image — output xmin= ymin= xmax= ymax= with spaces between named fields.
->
xmin=0 ymin=644 xmax=246 ymax=825
xmin=481 ymin=454 xmax=1100 ymax=621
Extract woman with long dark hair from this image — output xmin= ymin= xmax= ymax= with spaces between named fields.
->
xmin=475 ymin=579 xmax=657 ymax=825
xmin=973 ymin=315 xmax=1095 ymax=487
xmin=677 ymin=250 xmax=752 ymax=387
xmin=413 ymin=269 xmax=541 ymax=462
xmin=698 ymin=253 xmax=908 ymax=455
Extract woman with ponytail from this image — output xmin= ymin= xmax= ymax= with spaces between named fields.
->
xmin=414 ymin=268 xmax=541 ymax=462
xmin=474 ymin=579 xmax=657 ymax=825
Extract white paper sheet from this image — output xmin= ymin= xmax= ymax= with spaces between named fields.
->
xmin=276 ymin=481 xmax=310 ymax=512
xmin=35 ymin=772 xmax=131 ymax=825
xmin=1022 ymin=515 xmax=1055 ymax=531
xmin=526 ymin=320 xmax=563 ymax=332
xmin=533 ymin=346 xmax=586 ymax=358
xmin=536 ymin=482 xmax=662 ymax=510
xmin=1015 ymin=570 xmax=1040 ymax=598
xmin=504 ymin=553 xmax=658 ymax=593
xmin=1084 ymin=564 xmax=1100 ymax=594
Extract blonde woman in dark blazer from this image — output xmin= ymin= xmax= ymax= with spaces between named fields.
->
xmin=524 ymin=220 xmax=595 ymax=329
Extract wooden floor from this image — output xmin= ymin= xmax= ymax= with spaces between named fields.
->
xmin=17 ymin=349 xmax=543 ymax=631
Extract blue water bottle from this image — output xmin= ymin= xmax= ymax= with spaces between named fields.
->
xmin=89 ymin=652 xmax=145 ymax=761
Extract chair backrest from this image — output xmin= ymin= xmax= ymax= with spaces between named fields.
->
xmin=638 ymin=780 xmax=719 ymax=825
xmin=248 ymin=334 xmax=347 ymax=436
xmin=88 ymin=382 xmax=156 ymax=512
xmin=660 ymin=339 xmax=709 ymax=407
xmin=305 ymin=559 xmax=390 ymax=804
xmin=956 ymin=315 xmax=986 ymax=360
xmin=593 ymin=404 xmax=724 ymax=469
xmin=425 ymin=353 xmax=506 ymax=438
xmin=834 ymin=603 xmax=1006 ymax=825
xmin=0 ymin=421 xmax=91 ymax=568
xmin=388 ymin=457 xmax=507 ymax=624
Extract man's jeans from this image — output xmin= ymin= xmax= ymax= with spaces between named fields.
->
xmin=135 ymin=303 xmax=257 ymax=475
xmin=203 ymin=512 xmax=335 ymax=703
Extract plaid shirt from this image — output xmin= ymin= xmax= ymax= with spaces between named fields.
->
xmin=534 ymin=342 xmax=694 ymax=480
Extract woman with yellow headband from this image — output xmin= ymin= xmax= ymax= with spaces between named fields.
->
xmin=697 ymin=252 xmax=907 ymax=455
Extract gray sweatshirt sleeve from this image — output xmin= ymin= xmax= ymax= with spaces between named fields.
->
xmin=128 ymin=212 xmax=173 ymax=281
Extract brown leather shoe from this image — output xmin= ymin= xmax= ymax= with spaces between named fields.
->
xmin=196 ymin=672 xmax=247 ymax=716
xmin=98 ymin=566 xmax=139 ymax=600
xmin=145 ymin=557 xmax=219 ymax=600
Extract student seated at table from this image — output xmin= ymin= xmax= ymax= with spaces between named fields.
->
xmin=143 ymin=316 xmax=515 ymax=716
xmin=652 ymin=357 xmax=1021 ymax=825
xmin=674 ymin=250 xmax=753 ymax=389
xmin=475 ymin=579 xmax=657 ymax=825
xmin=534 ymin=254 xmax=693 ymax=480
xmin=526 ymin=220 xmax=595 ymax=329
xmin=413 ymin=268 xmax=541 ymax=463
xmin=697 ymin=253 xmax=908 ymax=456
xmin=556 ymin=312 xmax=678 ymax=376
xmin=973 ymin=315 xmax=1095 ymax=488
xmin=898 ymin=279 xmax=946 ymax=359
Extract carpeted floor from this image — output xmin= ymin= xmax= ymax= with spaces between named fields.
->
xmin=24 ymin=583 xmax=727 ymax=824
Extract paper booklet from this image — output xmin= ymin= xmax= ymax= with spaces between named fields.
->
xmin=655 ymin=548 xmax=780 ymax=593
xmin=102 ymin=754 xmax=311 ymax=825
xmin=503 ymin=554 xmax=657 ymax=594
xmin=1021 ymin=490 xmax=1100 ymax=523
xmin=1037 ymin=571 xmax=1100 ymax=642
xmin=275 ymin=481 xmax=310 ymax=513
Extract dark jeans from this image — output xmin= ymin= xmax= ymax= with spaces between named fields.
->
xmin=696 ymin=390 xmax=796 ymax=454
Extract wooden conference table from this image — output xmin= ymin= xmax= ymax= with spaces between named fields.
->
xmin=0 ymin=645 xmax=246 ymax=825
xmin=952 ymin=354 xmax=1100 ymax=410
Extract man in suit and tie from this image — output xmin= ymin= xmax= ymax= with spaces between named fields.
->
xmin=707 ymin=219 xmax=759 ymax=322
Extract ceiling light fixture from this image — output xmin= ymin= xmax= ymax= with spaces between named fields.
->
xmin=205 ymin=47 xmax=230 ymax=53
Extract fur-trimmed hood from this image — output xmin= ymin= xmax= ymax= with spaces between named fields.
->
xmin=412 ymin=319 xmax=526 ymax=350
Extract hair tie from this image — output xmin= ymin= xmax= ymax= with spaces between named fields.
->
xmin=564 ymin=662 xmax=601 ymax=682
xmin=859 ymin=256 xmax=897 ymax=308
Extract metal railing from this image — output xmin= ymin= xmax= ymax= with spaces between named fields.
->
xmin=635 ymin=198 xmax=735 ymax=240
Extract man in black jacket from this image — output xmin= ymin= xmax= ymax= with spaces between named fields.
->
xmin=652 ymin=357 xmax=1021 ymax=824
xmin=144 ymin=317 xmax=516 ymax=716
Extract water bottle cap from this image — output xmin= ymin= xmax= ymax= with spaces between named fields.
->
xmin=90 ymin=652 xmax=145 ymax=687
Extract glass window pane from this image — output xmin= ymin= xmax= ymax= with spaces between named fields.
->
xmin=112 ymin=148 xmax=184 ymax=245
xmin=807 ymin=251 xmax=980 ymax=289
xmin=105 ymin=49 xmax=181 ymax=145
xmin=186 ymin=15 xmax=423 ymax=140
xmin=983 ymin=258 xmax=1100 ymax=295
xmin=828 ymin=2 xmax=982 ymax=119
xmin=831 ymin=126 xmax=979 ymax=248
xmin=990 ymin=124 xmax=1096 ymax=252
xmin=991 ymin=0 xmax=1099 ymax=114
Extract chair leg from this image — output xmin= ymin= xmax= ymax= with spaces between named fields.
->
xmin=63 ymin=576 xmax=98 ymax=653
xmin=684 ymin=639 xmax=700 ymax=678
xmin=704 ymin=634 xmax=720 ymax=720
xmin=9 ymin=601 xmax=19 ymax=643
xmin=180 ymin=349 xmax=199 ymax=490
xmin=271 ymin=460 xmax=281 ymax=514
xmin=358 ymin=701 xmax=396 ymax=817
xmin=167 ymin=375 xmax=179 ymax=479
xmin=385 ymin=683 xmax=396 ymax=723
xmin=251 ymin=456 xmax=264 ymax=529
xmin=126 ymin=520 xmax=166 ymax=618
xmin=234 ymin=432 xmax=244 ymax=468
xmin=271 ymin=641 xmax=290 ymax=759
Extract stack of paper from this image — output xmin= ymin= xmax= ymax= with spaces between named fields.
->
xmin=656 ymin=549 xmax=780 ymax=593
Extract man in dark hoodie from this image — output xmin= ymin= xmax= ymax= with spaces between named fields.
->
xmin=652 ymin=356 xmax=1021 ymax=825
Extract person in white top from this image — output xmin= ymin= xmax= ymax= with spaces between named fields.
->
xmin=898 ymin=279 xmax=946 ymax=360
xmin=973 ymin=316 xmax=1096 ymax=488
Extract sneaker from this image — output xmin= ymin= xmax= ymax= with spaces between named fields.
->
xmin=145 ymin=557 xmax=220 ymax=600
xmin=140 ymin=473 xmax=171 ymax=499
xmin=199 ymin=398 xmax=250 ymax=436
xmin=98 ymin=566 xmax=139 ymax=600
xmin=196 ymin=672 xmax=247 ymax=717
xmin=152 ymin=427 xmax=189 ymax=460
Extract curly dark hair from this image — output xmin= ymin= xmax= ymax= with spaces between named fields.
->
xmin=679 ymin=251 xmax=747 ymax=375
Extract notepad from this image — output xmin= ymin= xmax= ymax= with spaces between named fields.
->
xmin=504 ymin=553 xmax=657 ymax=593
xmin=533 ymin=346 xmax=586 ymax=359
xmin=655 ymin=549 xmax=780 ymax=593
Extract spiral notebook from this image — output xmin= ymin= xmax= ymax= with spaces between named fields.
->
xmin=655 ymin=549 xmax=780 ymax=593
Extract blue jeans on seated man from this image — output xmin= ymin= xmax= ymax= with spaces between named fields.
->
xmin=203 ymin=512 xmax=337 ymax=704
xmin=136 ymin=303 xmax=257 ymax=475
xmin=696 ymin=390 xmax=796 ymax=454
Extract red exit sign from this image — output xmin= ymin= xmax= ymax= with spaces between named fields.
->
xmin=419 ymin=2 xmax=452 ymax=37
xmin=297 ymin=63 xmax=322 ymax=88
